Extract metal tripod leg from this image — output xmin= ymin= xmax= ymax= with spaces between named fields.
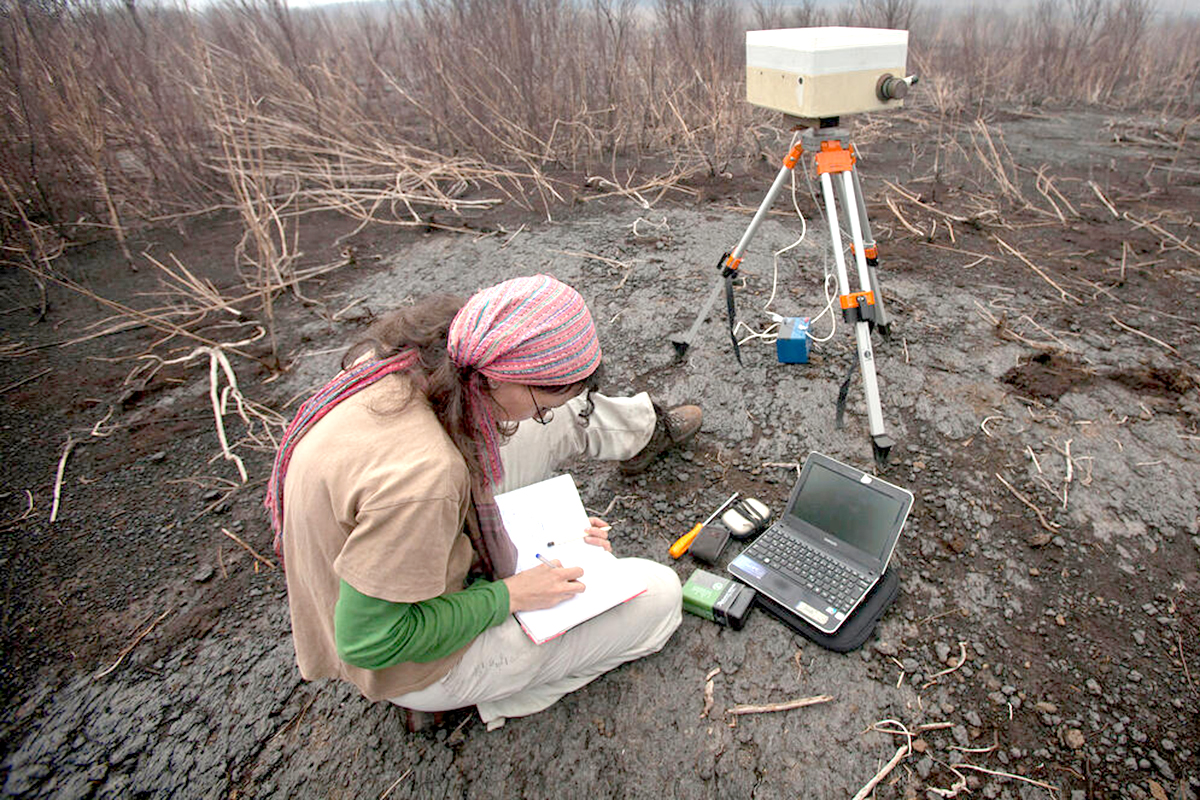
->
xmin=818 ymin=167 xmax=894 ymax=469
xmin=670 ymin=143 xmax=803 ymax=358
xmin=849 ymin=165 xmax=891 ymax=337
xmin=670 ymin=280 xmax=725 ymax=358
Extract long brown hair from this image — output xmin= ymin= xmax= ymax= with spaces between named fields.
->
xmin=344 ymin=296 xmax=602 ymax=485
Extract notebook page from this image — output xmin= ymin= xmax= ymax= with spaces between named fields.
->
xmin=494 ymin=475 xmax=648 ymax=644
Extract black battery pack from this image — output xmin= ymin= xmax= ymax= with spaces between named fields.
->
xmin=689 ymin=523 xmax=731 ymax=565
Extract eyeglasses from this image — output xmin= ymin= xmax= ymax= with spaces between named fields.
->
xmin=528 ymin=386 xmax=554 ymax=425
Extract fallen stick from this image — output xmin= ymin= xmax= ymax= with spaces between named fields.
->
xmin=1109 ymin=314 xmax=1179 ymax=355
xmin=1034 ymin=167 xmax=1066 ymax=223
xmin=378 ymin=768 xmax=413 ymax=800
xmin=923 ymin=642 xmax=968 ymax=688
xmin=993 ymin=236 xmax=1081 ymax=304
xmin=155 ymin=338 xmax=281 ymax=483
xmin=763 ymin=461 xmax=802 ymax=478
xmin=851 ymin=744 xmax=909 ymax=800
xmin=1179 ymin=631 xmax=1196 ymax=693
xmin=221 ymin=527 xmax=276 ymax=570
xmin=599 ymin=494 xmax=637 ymax=517
xmin=886 ymin=195 xmax=927 ymax=237
xmin=916 ymin=722 xmax=956 ymax=732
xmin=0 ymin=368 xmax=52 ymax=396
xmin=727 ymin=694 xmax=833 ymax=716
xmin=93 ymin=608 xmax=172 ymax=679
xmin=700 ymin=666 xmax=720 ymax=719
xmin=866 ymin=718 xmax=914 ymax=738
xmin=49 ymin=436 xmax=78 ymax=523
xmin=980 ymin=416 xmax=1006 ymax=437
xmin=1062 ymin=439 xmax=1073 ymax=510
xmin=1124 ymin=212 xmax=1200 ymax=257
xmin=928 ymin=767 xmax=969 ymax=798
xmin=12 ymin=262 xmax=269 ymax=367
xmin=0 ymin=490 xmax=35 ymax=532
xmin=1026 ymin=446 xmax=1043 ymax=474
xmin=884 ymin=181 xmax=972 ymax=222
xmin=995 ymin=473 xmax=1059 ymax=532
xmin=549 ymin=248 xmax=633 ymax=271
xmin=274 ymin=692 xmax=320 ymax=742
xmin=953 ymin=763 xmax=1059 ymax=794
xmin=921 ymin=242 xmax=996 ymax=260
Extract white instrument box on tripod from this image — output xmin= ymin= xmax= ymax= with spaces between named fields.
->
xmin=746 ymin=27 xmax=910 ymax=121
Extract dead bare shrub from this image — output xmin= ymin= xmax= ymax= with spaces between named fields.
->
xmin=3 ymin=0 xmax=1196 ymax=249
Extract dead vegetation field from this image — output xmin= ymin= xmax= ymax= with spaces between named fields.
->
xmin=1 ymin=1 xmax=1199 ymax=798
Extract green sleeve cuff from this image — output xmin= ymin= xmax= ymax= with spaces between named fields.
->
xmin=334 ymin=578 xmax=509 ymax=670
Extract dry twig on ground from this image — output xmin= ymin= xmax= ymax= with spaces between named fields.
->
xmin=49 ymin=437 xmax=78 ymax=524
xmin=378 ymin=768 xmax=413 ymax=800
xmin=993 ymin=236 xmax=1081 ymax=304
xmin=853 ymin=719 xmax=917 ymax=800
xmin=953 ymin=762 xmax=1059 ymax=794
xmin=0 ymin=491 xmax=35 ymax=532
xmin=220 ymin=527 xmax=276 ymax=571
xmin=923 ymin=642 xmax=969 ymax=688
xmin=0 ymin=368 xmax=52 ymax=396
xmin=92 ymin=609 xmax=173 ymax=680
xmin=700 ymin=666 xmax=720 ymax=719
xmin=996 ymin=473 xmax=1060 ymax=533
xmin=1109 ymin=315 xmax=1180 ymax=355
xmin=726 ymin=694 xmax=833 ymax=716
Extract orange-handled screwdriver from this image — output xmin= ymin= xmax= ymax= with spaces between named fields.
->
xmin=669 ymin=492 xmax=739 ymax=559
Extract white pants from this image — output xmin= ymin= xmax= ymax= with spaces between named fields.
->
xmin=390 ymin=392 xmax=683 ymax=729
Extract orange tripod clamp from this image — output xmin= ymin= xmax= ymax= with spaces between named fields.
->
xmin=840 ymin=291 xmax=876 ymax=324
xmin=815 ymin=140 xmax=856 ymax=175
xmin=783 ymin=142 xmax=804 ymax=170
xmin=851 ymin=244 xmax=880 ymax=261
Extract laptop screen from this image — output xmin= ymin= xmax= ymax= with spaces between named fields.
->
xmin=787 ymin=461 xmax=908 ymax=560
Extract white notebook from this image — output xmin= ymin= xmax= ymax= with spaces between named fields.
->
xmin=493 ymin=474 xmax=648 ymax=645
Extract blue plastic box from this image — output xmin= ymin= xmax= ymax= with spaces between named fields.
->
xmin=776 ymin=317 xmax=810 ymax=363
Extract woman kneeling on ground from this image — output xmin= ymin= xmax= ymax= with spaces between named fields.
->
xmin=266 ymin=275 xmax=698 ymax=730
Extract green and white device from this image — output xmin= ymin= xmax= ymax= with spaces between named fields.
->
xmin=682 ymin=569 xmax=756 ymax=630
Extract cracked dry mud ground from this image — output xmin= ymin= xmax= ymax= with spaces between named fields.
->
xmin=1 ymin=109 xmax=1198 ymax=799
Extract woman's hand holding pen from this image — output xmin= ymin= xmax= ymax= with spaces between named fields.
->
xmin=504 ymin=518 xmax=612 ymax=612
xmin=503 ymin=561 xmax=585 ymax=613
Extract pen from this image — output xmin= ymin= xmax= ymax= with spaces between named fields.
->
xmin=536 ymin=553 xmax=559 ymax=568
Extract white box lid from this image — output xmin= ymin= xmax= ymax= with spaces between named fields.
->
xmin=746 ymin=27 xmax=908 ymax=75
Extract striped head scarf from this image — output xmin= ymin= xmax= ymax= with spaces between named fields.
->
xmin=266 ymin=274 xmax=600 ymax=578
xmin=448 ymin=274 xmax=601 ymax=489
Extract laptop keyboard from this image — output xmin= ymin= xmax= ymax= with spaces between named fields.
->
xmin=745 ymin=525 xmax=872 ymax=611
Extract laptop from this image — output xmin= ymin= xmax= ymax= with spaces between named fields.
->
xmin=728 ymin=452 xmax=913 ymax=635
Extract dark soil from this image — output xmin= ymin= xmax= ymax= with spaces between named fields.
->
xmin=1 ymin=108 xmax=1198 ymax=800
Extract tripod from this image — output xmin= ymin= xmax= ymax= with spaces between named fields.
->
xmin=670 ymin=119 xmax=896 ymax=469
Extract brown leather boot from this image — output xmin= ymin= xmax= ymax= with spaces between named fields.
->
xmin=402 ymin=708 xmax=448 ymax=733
xmin=619 ymin=404 xmax=703 ymax=475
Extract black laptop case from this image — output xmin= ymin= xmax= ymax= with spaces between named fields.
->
xmin=754 ymin=567 xmax=900 ymax=652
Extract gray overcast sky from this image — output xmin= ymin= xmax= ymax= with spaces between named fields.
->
xmin=279 ymin=0 xmax=1197 ymax=16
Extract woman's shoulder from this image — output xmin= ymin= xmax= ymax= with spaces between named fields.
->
xmin=293 ymin=378 xmax=468 ymax=488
